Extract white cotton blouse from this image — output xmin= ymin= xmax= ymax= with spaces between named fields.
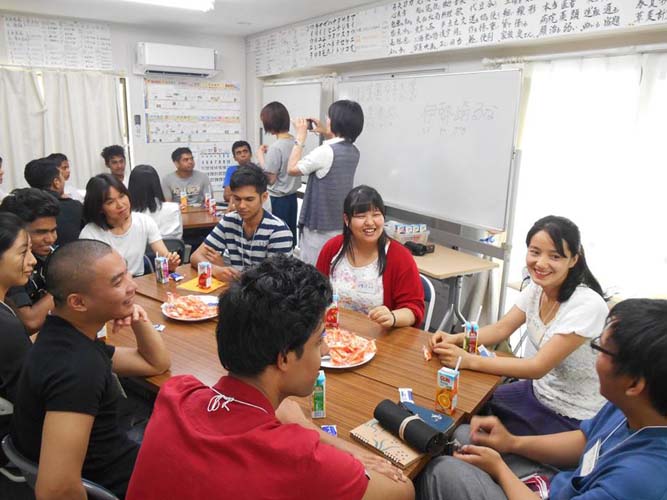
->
xmin=516 ymin=282 xmax=608 ymax=420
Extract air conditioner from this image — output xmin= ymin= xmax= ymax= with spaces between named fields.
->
xmin=136 ymin=42 xmax=218 ymax=78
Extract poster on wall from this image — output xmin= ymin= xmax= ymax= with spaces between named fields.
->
xmin=144 ymin=78 xmax=242 ymax=188
xmin=3 ymin=14 xmax=112 ymax=70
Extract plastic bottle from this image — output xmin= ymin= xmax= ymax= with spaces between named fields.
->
xmin=179 ymin=189 xmax=187 ymax=211
xmin=312 ymin=370 xmax=326 ymax=419
xmin=325 ymin=294 xmax=339 ymax=330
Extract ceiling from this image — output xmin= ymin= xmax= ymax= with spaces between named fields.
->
xmin=0 ymin=0 xmax=379 ymax=36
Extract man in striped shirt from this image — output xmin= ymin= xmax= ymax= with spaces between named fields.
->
xmin=190 ymin=165 xmax=293 ymax=281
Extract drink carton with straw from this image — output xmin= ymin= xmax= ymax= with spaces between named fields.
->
xmin=436 ymin=356 xmax=460 ymax=415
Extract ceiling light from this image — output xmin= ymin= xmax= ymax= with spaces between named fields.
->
xmin=120 ymin=0 xmax=215 ymax=12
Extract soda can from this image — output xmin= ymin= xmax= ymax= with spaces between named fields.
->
xmin=198 ymin=261 xmax=212 ymax=289
xmin=154 ymin=256 xmax=169 ymax=284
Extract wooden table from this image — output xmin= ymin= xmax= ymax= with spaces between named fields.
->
xmin=181 ymin=207 xmax=220 ymax=230
xmin=414 ymin=243 xmax=498 ymax=331
xmin=116 ymin=270 xmax=502 ymax=477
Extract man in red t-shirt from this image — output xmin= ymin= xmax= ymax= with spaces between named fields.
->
xmin=127 ymin=255 xmax=415 ymax=500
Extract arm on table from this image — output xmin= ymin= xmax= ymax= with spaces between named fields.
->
xmin=190 ymin=242 xmax=240 ymax=282
xmin=368 ymin=306 xmax=415 ymax=328
xmin=276 ymin=399 xmax=414 ymax=500
xmin=454 ymin=332 xmax=587 ymax=379
xmin=430 ymin=306 xmax=526 ymax=349
xmin=36 ymin=411 xmax=93 ymax=500
xmin=111 ymin=304 xmax=171 ymax=377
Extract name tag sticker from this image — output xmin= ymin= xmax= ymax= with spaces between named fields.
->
xmin=580 ymin=439 xmax=601 ymax=477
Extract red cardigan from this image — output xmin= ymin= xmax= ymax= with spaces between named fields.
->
xmin=316 ymin=235 xmax=425 ymax=327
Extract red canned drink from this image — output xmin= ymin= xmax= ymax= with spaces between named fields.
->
xmin=198 ymin=261 xmax=212 ymax=289
xmin=154 ymin=256 xmax=169 ymax=284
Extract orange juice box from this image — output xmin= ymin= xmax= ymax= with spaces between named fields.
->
xmin=436 ymin=366 xmax=459 ymax=415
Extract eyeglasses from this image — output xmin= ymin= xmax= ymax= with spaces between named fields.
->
xmin=590 ymin=336 xmax=616 ymax=357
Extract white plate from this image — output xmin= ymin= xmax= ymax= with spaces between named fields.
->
xmin=161 ymin=295 xmax=218 ymax=322
xmin=321 ymin=350 xmax=376 ymax=369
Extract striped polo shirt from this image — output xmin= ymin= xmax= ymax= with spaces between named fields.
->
xmin=204 ymin=210 xmax=293 ymax=270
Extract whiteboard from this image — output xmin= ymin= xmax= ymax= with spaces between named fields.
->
xmin=337 ymin=69 xmax=522 ymax=231
xmin=262 ymin=82 xmax=322 ymax=156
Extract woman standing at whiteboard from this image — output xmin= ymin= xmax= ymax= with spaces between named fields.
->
xmin=316 ymin=185 xmax=424 ymax=329
xmin=256 ymin=101 xmax=300 ymax=246
xmin=286 ymin=99 xmax=364 ymax=265
xmin=430 ymin=215 xmax=608 ymax=436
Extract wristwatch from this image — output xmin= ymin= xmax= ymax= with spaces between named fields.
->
xmin=294 ymin=140 xmax=305 ymax=148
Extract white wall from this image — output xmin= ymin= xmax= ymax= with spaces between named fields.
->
xmin=0 ymin=12 xmax=246 ymax=189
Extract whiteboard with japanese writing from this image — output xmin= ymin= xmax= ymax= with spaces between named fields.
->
xmin=248 ymin=0 xmax=666 ymax=77
xmin=262 ymin=82 xmax=322 ymax=155
xmin=337 ymin=69 xmax=521 ymax=231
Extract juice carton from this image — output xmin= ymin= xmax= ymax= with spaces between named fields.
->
xmin=436 ymin=366 xmax=459 ymax=415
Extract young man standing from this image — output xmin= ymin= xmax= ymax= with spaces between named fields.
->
xmin=418 ymin=298 xmax=667 ymax=500
xmin=223 ymin=140 xmax=257 ymax=203
xmin=161 ymin=147 xmax=212 ymax=206
xmin=24 ymin=157 xmax=84 ymax=245
xmin=10 ymin=240 xmax=171 ymax=499
xmin=190 ymin=165 xmax=292 ymax=282
xmin=127 ymin=255 xmax=414 ymax=500
xmin=101 ymin=145 xmax=127 ymax=185
xmin=0 ymin=188 xmax=59 ymax=333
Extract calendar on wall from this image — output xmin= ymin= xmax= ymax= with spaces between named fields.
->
xmin=144 ymin=78 xmax=242 ymax=189
xmin=3 ymin=14 xmax=112 ymax=70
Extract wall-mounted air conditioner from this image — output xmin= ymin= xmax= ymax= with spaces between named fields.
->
xmin=136 ymin=42 xmax=218 ymax=78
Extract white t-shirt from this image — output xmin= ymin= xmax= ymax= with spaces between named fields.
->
xmin=80 ymin=212 xmax=162 ymax=276
xmin=515 ymin=282 xmax=608 ymax=420
xmin=142 ymin=201 xmax=183 ymax=240
xmin=296 ymin=137 xmax=345 ymax=179
xmin=331 ymin=255 xmax=384 ymax=315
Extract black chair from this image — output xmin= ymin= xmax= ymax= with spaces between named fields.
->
xmin=1 ymin=435 xmax=119 ymax=499
xmin=144 ymin=238 xmax=187 ymax=263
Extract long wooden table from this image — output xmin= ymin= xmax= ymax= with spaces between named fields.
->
xmin=114 ymin=266 xmax=502 ymax=477
xmin=181 ymin=206 xmax=220 ymax=230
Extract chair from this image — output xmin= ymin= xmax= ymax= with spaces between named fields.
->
xmin=1 ymin=397 xmax=26 ymax=483
xmin=142 ymin=255 xmax=155 ymax=276
xmin=145 ymin=238 xmax=188 ymax=264
xmin=1 ymin=435 xmax=119 ymax=500
xmin=420 ymin=274 xmax=436 ymax=331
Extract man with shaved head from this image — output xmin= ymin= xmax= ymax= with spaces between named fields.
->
xmin=10 ymin=239 xmax=171 ymax=499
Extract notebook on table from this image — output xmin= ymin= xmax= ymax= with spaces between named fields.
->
xmin=350 ymin=418 xmax=424 ymax=469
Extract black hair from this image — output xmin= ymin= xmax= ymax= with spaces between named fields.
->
xmin=24 ymin=157 xmax=61 ymax=191
xmin=216 ymin=255 xmax=332 ymax=377
xmin=171 ymin=147 xmax=192 ymax=163
xmin=260 ymin=101 xmax=290 ymax=134
xmin=0 ymin=156 xmax=3 ymax=164
xmin=46 ymin=239 xmax=113 ymax=307
xmin=0 ymin=212 xmax=27 ymax=260
xmin=0 ymin=188 xmax=60 ymax=222
xmin=329 ymin=100 xmax=364 ymax=143
xmin=46 ymin=153 xmax=68 ymax=165
xmin=84 ymin=174 xmax=131 ymax=229
xmin=128 ymin=164 xmax=165 ymax=213
xmin=526 ymin=215 xmax=604 ymax=303
xmin=101 ymin=145 xmax=125 ymax=165
xmin=229 ymin=164 xmax=267 ymax=195
xmin=332 ymin=185 xmax=389 ymax=276
xmin=606 ymin=299 xmax=667 ymax=415
xmin=232 ymin=140 xmax=252 ymax=156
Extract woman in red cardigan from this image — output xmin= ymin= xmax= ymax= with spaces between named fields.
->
xmin=316 ymin=185 xmax=424 ymax=328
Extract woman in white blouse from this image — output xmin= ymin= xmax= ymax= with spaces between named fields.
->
xmin=128 ymin=164 xmax=183 ymax=240
xmin=80 ymin=174 xmax=180 ymax=276
xmin=430 ymin=215 xmax=608 ymax=435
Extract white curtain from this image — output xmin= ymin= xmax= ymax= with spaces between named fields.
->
xmin=0 ymin=68 xmax=46 ymax=191
xmin=508 ymin=53 xmax=667 ymax=299
xmin=42 ymin=70 xmax=124 ymax=191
